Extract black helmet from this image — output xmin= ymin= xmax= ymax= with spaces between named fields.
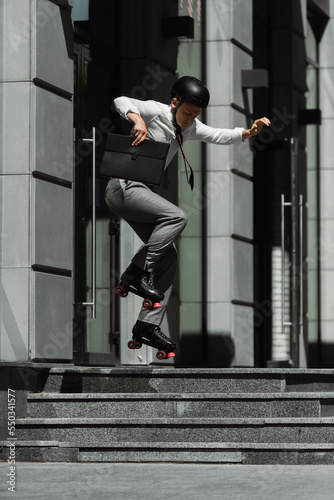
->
xmin=170 ymin=76 xmax=210 ymax=108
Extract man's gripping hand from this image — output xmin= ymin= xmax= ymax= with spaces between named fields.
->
xmin=126 ymin=112 xmax=148 ymax=146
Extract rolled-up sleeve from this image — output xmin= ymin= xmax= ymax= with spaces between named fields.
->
xmin=191 ymin=119 xmax=244 ymax=145
xmin=114 ymin=97 xmax=161 ymax=124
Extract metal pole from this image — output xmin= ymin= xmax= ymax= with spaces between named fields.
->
xmin=82 ymin=127 xmax=96 ymax=319
xmin=281 ymin=193 xmax=292 ymax=333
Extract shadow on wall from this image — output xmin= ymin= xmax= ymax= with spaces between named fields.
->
xmin=306 ymin=342 xmax=334 ymax=369
xmin=60 ymin=5 xmax=73 ymax=59
xmin=0 ymin=367 xmax=50 ymax=440
xmin=177 ymin=333 xmax=235 ymax=368
xmin=320 ymin=344 xmax=334 ymax=369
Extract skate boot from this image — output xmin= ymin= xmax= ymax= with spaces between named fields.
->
xmin=128 ymin=320 xmax=177 ymax=360
xmin=115 ymin=263 xmax=164 ymax=310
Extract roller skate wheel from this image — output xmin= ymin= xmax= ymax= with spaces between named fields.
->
xmin=115 ymin=285 xmax=128 ymax=298
xmin=128 ymin=340 xmax=141 ymax=350
xmin=143 ymin=298 xmax=153 ymax=310
xmin=167 ymin=352 xmax=175 ymax=358
xmin=153 ymin=302 xmax=161 ymax=309
xmin=156 ymin=350 xmax=167 ymax=360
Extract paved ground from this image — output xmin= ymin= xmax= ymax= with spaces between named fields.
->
xmin=1 ymin=462 xmax=334 ymax=500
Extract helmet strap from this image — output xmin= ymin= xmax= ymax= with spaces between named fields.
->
xmin=171 ymin=98 xmax=182 ymax=126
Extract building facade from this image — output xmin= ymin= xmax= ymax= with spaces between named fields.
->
xmin=1 ymin=0 xmax=334 ymax=369
xmin=1 ymin=0 xmax=74 ymax=362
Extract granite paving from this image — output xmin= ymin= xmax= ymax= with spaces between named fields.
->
xmin=1 ymin=462 xmax=334 ymax=500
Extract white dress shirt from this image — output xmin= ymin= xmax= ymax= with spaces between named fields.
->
xmin=114 ymin=96 xmax=244 ymax=167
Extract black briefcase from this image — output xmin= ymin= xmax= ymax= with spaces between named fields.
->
xmin=99 ymin=133 xmax=170 ymax=185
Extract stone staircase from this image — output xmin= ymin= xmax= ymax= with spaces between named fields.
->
xmin=3 ymin=367 xmax=334 ymax=464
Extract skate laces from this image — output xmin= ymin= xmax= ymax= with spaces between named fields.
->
xmin=142 ymin=272 xmax=156 ymax=289
xmin=143 ymin=275 xmax=154 ymax=286
xmin=153 ymin=326 xmax=169 ymax=340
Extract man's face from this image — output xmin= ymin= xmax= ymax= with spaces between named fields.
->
xmin=171 ymin=98 xmax=202 ymax=129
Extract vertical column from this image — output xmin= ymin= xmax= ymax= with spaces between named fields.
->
xmin=177 ymin=0 xmax=205 ymax=366
xmin=204 ymin=0 xmax=254 ymax=366
xmin=31 ymin=0 xmax=74 ymax=361
xmin=1 ymin=0 xmax=33 ymax=361
xmin=0 ymin=0 xmax=74 ymax=362
xmin=319 ymin=5 xmax=334 ymax=366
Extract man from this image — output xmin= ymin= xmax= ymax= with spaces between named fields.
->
xmin=105 ymin=76 xmax=270 ymax=360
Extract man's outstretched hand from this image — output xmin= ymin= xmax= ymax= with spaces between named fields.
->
xmin=242 ymin=117 xmax=271 ymax=141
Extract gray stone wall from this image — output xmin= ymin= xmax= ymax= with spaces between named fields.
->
xmin=178 ymin=0 xmax=254 ymax=366
xmin=319 ymin=0 xmax=334 ymax=366
xmin=0 ymin=0 xmax=74 ymax=361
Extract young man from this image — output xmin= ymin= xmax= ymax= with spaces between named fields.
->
xmin=105 ymin=76 xmax=270 ymax=359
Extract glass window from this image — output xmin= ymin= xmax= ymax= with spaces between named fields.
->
xmin=72 ymin=0 xmax=89 ymax=22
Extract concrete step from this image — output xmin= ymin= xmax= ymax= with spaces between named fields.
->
xmin=9 ymin=368 xmax=334 ymax=464
xmin=27 ymin=392 xmax=334 ymax=419
xmin=13 ymin=416 xmax=334 ymax=444
xmin=42 ymin=367 xmax=334 ymax=394
xmin=1 ymin=440 xmax=334 ymax=464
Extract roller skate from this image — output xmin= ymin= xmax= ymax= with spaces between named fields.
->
xmin=115 ymin=262 xmax=164 ymax=310
xmin=128 ymin=320 xmax=177 ymax=360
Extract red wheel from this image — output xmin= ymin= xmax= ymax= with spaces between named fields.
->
xmin=156 ymin=350 xmax=167 ymax=360
xmin=128 ymin=340 xmax=142 ymax=350
xmin=128 ymin=340 xmax=137 ymax=350
xmin=143 ymin=298 xmax=153 ymax=310
xmin=153 ymin=302 xmax=161 ymax=309
xmin=115 ymin=286 xmax=128 ymax=298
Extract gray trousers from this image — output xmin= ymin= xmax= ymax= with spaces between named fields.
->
xmin=105 ymin=178 xmax=188 ymax=325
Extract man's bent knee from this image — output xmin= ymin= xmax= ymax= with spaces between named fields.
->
xmin=175 ymin=209 xmax=188 ymax=232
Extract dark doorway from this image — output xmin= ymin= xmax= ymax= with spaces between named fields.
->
xmin=72 ymin=5 xmax=120 ymax=366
